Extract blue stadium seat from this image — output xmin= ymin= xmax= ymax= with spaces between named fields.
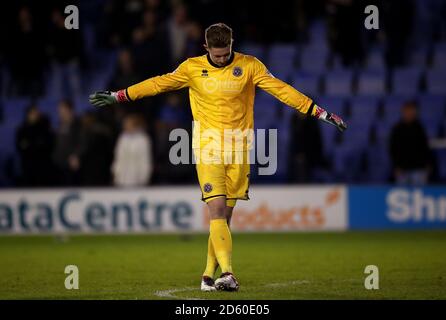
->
xmin=373 ymin=122 xmax=393 ymax=145
xmin=438 ymin=149 xmax=446 ymax=182
xmin=391 ymin=67 xmax=422 ymax=95
xmin=348 ymin=96 xmax=380 ymax=122
xmin=307 ymin=20 xmax=328 ymax=52
xmin=331 ymin=143 xmax=362 ymax=182
xmin=0 ymin=124 xmax=15 ymax=149
xmin=239 ymin=43 xmax=266 ymax=61
xmin=74 ymin=95 xmax=93 ymax=113
xmin=291 ymin=71 xmax=320 ymax=97
xmin=356 ymin=70 xmax=386 ymax=96
xmin=299 ymin=47 xmax=328 ymax=74
xmin=365 ymin=48 xmax=386 ymax=71
xmin=381 ymin=95 xmax=408 ymax=126
xmin=417 ymin=94 xmax=445 ymax=120
xmin=275 ymin=116 xmax=291 ymax=178
xmin=324 ymin=69 xmax=354 ymax=97
xmin=432 ymin=42 xmax=446 ymax=69
xmin=252 ymin=110 xmax=290 ymax=183
xmin=408 ymin=47 xmax=428 ymax=68
xmin=364 ymin=144 xmax=391 ymax=183
xmin=266 ymin=44 xmax=297 ymax=80
xmin=3 ymin=98 xmax=29 ymax=129
xmin=417 ymin=94 xmax=445 ymax=138
xmin=316 ymin=96 xmax=346 ymax=118
xmin=254 ymin=91 xmax=279 ymax=123
xmin=412 ymin=0 xmax=442 ymax=45
xmin=82 ymin=24 xmax=96 ymax=57
xmin=420 ymin=119 xmax=440 ymax=139
xmin=426 ymin=69 xmax=446 ymax=95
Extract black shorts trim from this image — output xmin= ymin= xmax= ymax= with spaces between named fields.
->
xmin=226 ymin=196 xmax=250 ymax=201
xmin=201 ymin=194 xmax=227 ymax=202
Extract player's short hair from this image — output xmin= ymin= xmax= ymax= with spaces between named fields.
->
xmin=205 ymin=23 xmax=233 ymax=48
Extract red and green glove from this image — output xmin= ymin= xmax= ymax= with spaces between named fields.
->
xmin=313 ymin=105 xmax=347 ymax=132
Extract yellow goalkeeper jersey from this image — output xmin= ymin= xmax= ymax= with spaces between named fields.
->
xmin=127 ymin=51 xmax=314 ymax=151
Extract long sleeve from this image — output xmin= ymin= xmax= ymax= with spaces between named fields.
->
xmin=252 ymin=57 xmax=314 ymax=114
xmin=127 ymin=60 xmax=190 ymax=100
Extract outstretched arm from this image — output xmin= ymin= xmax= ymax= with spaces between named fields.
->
xmin=252 ymin=58 xmax=347 ymax=132
xmin=89 ymin=60 xmax=190 ymax=107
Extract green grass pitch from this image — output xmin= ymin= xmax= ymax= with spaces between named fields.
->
xmin=0 ymin=231 xmax=445 ymax=299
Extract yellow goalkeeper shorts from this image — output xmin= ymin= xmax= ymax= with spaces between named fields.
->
xmin=194 ymin=149 xmax=250 ymax=207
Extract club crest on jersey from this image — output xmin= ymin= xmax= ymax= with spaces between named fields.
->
xmin=201 ymin=69 xmax=209 ymax=77
xmin=203 ymin=183 xmax=213 ymax=193
xmin=233 ymin=66 xmax=243 ymax=77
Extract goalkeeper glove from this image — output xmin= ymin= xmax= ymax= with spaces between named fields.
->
xmin=89 ymin=89 xmax=129 ymax=107
xmin=313 ymin=105 xmax=347 ymax=132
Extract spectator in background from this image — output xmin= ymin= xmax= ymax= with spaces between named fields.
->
xmin=326 ymin=0 xmax=364 ymax=67
xmin=15 ymin=105 xmax=55 ymax=186
xmin=382 ymin=0 xmax=414 ymax=67
xmin=167 ymin=3 xmax=189 ymax=66
xmin=108 ymin=49 xmax=140 ymax=91
xmin=100 ymin=0 xmax=145 ymax=48
xmin=130 ymin=10 xmax=171 ymax=128
xmin=144 ymin=0 xmax=169 ymax=21
xmin=153 ymin=93 xmax=193 ymax=184
xmin=7 ymin=6 xmax=46 ymax=98
xmin=112 ymin=114 xmax=153 ymax=187
xmin=102 ymin=48 xmax=141 ymax=138
xmin=78 ymin=112 xmax=114 ymax=186
xmin=183 ymin=21 xmax=204 ymax=59
xmin=53 ymin=100 xmax=81 ymax=186
xmin=389 ymin=101 xmax=431 ymax=185
xmin=131 ymin=10 xmax=170 ymax=78
xmin=47 ymin=8 xmax=84 ymax=99
xmin=288 ymin=112 xmax=325 ymax=183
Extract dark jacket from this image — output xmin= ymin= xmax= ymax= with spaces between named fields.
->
xmin=389 ymin=120 xmax=430 ymax=170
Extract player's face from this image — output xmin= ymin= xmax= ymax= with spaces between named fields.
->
xmin=206 ymin=46 xmax=232 ymax=67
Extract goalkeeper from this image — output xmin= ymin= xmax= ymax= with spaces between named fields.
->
xmin=90 ymin=23 xmax=347 ymax=292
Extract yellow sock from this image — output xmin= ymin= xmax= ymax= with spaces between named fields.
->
xmin=203 ymin=235 xmax=219 ymax=278
xmin=210 ymin=218 xmax=233 ymax=274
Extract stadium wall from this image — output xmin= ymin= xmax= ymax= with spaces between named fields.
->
xmin=0 ymin=186 xmax=445 ymax=234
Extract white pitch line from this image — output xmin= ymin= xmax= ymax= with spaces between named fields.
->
xmin=265 ymin=280 xmax=310 ymax=287
xmin=154 ymin=280 xmax=310 ymax=300
xmin=154 ymin=287 xmax=205 ymax=300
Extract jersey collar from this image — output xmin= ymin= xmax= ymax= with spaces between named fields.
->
xmin=206 ymin=51 xmax=235 ymax=68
